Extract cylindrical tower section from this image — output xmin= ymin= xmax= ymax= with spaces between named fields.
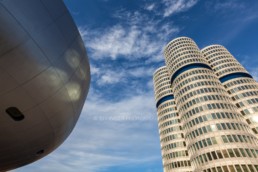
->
xmin=153 ymin=66 xmax=193 ymax=172
xmin=164 ymin=37 xmax=208 ymax=79
xmin=201 ymin=45 xmax=258 ymax=137
xmin=154 ymin=66 xmax=173 ymax=103
xmin=164 ymin=37 xmax=258 ymax=171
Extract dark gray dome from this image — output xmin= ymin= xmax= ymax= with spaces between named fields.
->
xmin=0 ymin=0 xmax=90 ymax=171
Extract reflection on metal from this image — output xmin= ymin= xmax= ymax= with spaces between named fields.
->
xmin=54 ymin=68 xmax=68 ymax=83
xmin=0 ymin=0 xmax=90 ymax=171
xmin=66 ymin=82 xmax=81 ymax=101
xmin=65 ymin=49 xmax=80 ymax=69
xmin=47 ymin=68 xmax=64 ymax=87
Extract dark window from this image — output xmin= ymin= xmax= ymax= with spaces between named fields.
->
xmin=207 ymin=152 xmax=212 ymax=161
xmin=6 ymin=107 xmax=25 ymax=121
xmin=228 ymin=149 xmax=235 ymax=157
xmin=255 ymin=165 xmax=258 ymax=171
xmin=248 ymin=165 xmax=255 ymax=172
xmin=235 ymin=165 xmax=241 ymax=172
xmin=211 ymin=151 xmax=218 ymax=159
xmin=217 ymin=167 xmax=223 ymax=172
xmin=252 ymin=128 xmax=258 ymax=134
xmin=216 ymin=150 xmax=223 ymax=159
xmin=241 ymin=165 xmax=249 ymax=172
xmin=222 ymin=166 xmax=229 ymax=172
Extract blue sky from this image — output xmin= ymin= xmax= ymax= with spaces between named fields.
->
xmin=15 ymin=0 xmax=258 ymax=172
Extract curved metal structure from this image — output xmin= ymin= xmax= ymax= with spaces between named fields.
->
xmin=0 ymin=0 xmax=90 ymax=171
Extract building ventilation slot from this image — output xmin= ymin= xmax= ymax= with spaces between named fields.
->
xmin=6 ymin=107 xmax=25 ymax=121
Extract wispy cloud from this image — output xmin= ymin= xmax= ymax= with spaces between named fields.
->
xmin=80 ymin=25 xmax=178 ymax=61
xmin=212 ymin=0 xmax=245 ymax=11
xmin=79 ymin=11 xmax=179 ymax=62
xmin=90 ymin=64 xmax=101 ymax=76
xmin=128 ymin=66 xmax=156 ymax=78
xmin=145 ymin=3 xmax=156 ymax=11
xmin=85 ymin=86 xmax=156 ymax=116
xmin=162 ymin=0 xmax=198 ymax=17
xmin=206 ymin=0 xmax=258 ymax=21
xmin=90 ymin=64 xmax=156 ymax=87
xmin=82 ymin=25 xmax=139 ymax=59
xmin=203 ymin=1 xmax=258 ymax=45
xmin=96 ymin=69 xmax=125 ymax=85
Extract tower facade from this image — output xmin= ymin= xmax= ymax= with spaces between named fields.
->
xmin=154 ymin=67 xmax=193 ymax=171
xmin=201 ymin=45 xmax=258 ymax=136
xmin=153 ymin=37 xmax=258 ymax=172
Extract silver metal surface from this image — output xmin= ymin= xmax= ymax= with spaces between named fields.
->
xmin=0 ymin=0 xmax=90 ymax=171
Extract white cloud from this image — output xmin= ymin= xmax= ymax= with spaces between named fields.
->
xmin=212 ymin=1 xmax=245 ymax=11
xmin=84 ymin=89 xmax=156 ymax=120
xmin=145 ymin=3 xmax=156 ymax=11
xmin=79 ymin=11 xmax=179 ymax=62
xmin=90 ymin=64 xmax=101 ymax=76
xmin=162 ymin=0 xmax=198 ymax=17
xmin=113 ymin=10 xmax=147 ymax=25
xmin=128 ymin=66 xmax=156 ymax=78
xmin=80 ymin=25 xmax=169 ymax=61
xmin=97 ymin=69 xmax=125 ymax=85
xmin=147 ymin=79 xmax=154 ymax=90
xmin=91 ymin=65 xmax=158 ymax=87
xmin=206 ymin=0 xmax=258 ymax=22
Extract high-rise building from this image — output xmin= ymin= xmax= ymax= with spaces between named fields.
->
xmin=153 ymin=37 xmax=258 ymax=172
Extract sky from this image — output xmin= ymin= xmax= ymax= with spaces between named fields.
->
xmin=14 ymin=0 xmax=258 ymax=172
